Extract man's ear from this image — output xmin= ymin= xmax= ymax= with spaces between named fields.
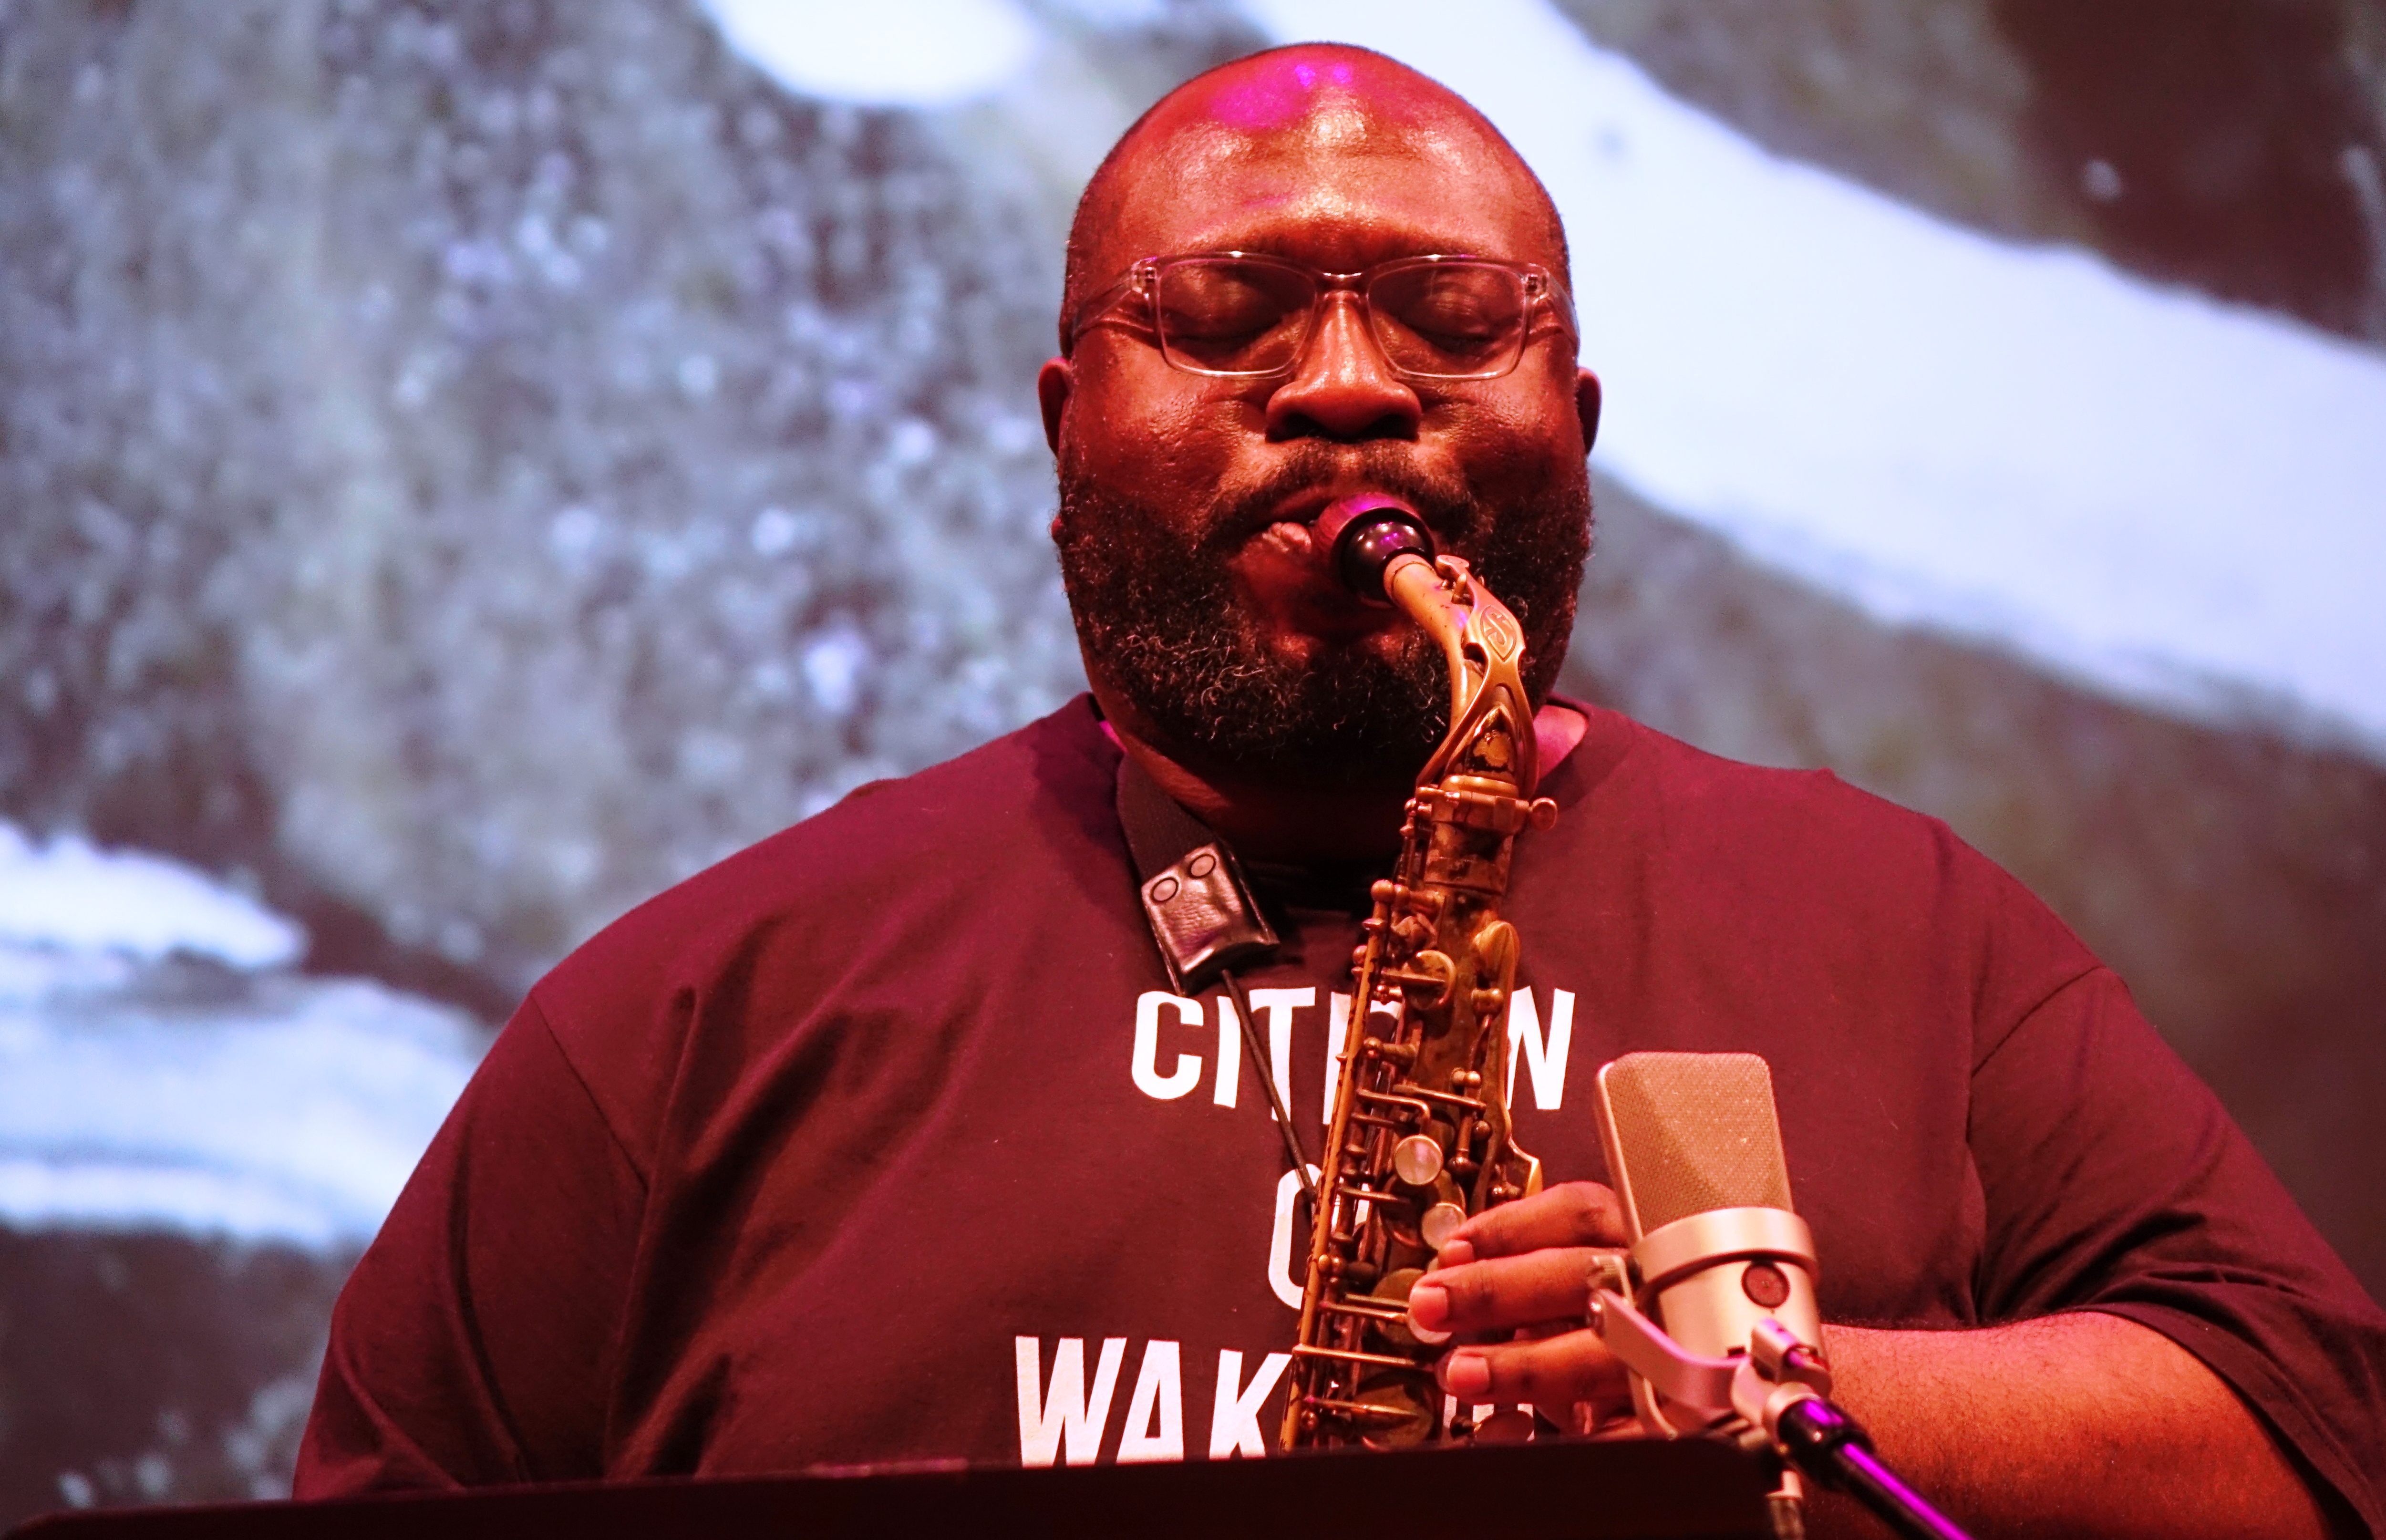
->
xmin=1038 ymin=358 xmax=1073 ymax=455
xmin=1575 ymin=367 xmax=1602 ymax=455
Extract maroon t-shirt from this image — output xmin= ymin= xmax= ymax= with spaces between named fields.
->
xmin=296 ymin=698 xmax=2386 ymax=1528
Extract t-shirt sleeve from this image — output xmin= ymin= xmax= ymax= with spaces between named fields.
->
xmin=1970 ymin=964 xmax=2386 ymax=1536
xmin=293 ymin=992 xmax=645 ymax=1494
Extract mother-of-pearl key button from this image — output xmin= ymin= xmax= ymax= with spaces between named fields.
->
xmin=1392 ymin=1134 xmax=1444 ymax=1186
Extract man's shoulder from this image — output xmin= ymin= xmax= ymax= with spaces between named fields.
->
xmin=1563 ymin=701 xmax=2081 ymax=942
xmin=531 ymin=695 xmax=1119 ymax=1024
xmin=1549 ymin=703 xmax=2108 ymax=1076
xmin=1572 ymin=701 xmax=1943 ymax=840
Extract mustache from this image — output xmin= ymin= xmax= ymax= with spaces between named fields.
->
xmin=1195 ymin=449 xmax=1490 ymax=562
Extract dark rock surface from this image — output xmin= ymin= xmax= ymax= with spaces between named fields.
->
xmin=0 ymin=1230 xmax=350 ymax=1522
xmin=1557 ymin=0 xmax=2386 ymax=342
xmin=1554 ymin=0 xmax=2063 ymax=243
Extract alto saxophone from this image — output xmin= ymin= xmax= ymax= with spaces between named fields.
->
xmin=1283 ymin=496 xmax=1558 ymax=1449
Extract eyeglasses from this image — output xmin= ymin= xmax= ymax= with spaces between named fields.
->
xmin=1065 ymin=252 xmax=1576 ymax=382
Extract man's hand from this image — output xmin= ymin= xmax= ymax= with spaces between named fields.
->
xmin=1403 ymin=1180 xmax=1632 ymax=1425
xmin=1401 ymin=1181 xmax=2333 ymax=1540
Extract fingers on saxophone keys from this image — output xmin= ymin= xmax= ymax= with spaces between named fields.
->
xmin=1410 ymin=1248 xmax=1617 ymax=1337
xmin=1446 ymin=1180 xmax=1628 ymax=1258
xmin=1435 ymin=1329 xmax=1629 ymax=1410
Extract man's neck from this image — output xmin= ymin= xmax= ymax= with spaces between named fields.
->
xmin=1095 ymin=693 xmax=1588 ymax=866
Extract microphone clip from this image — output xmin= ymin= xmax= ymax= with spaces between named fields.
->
xmin=1588 ymin=1271 xmax=1975 ymax=1540
xmin=1586 ymin=1273 xmax=1832 ymax=1445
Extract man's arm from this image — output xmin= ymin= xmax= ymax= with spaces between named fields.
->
xmin=296 ymin=995 xmax=640 ymax=1493
xmin=1820 ymin=1312 xmax=2323 ymax=1540
xmin=1407 ymin=1184 xmax=2335 ymax=1540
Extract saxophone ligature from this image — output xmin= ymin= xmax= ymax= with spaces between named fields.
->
xmin=1281 ymin=495 xmax=1559 ymax=1450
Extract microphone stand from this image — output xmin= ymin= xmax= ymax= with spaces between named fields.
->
xmin=1589 ymin=1275 xmax=1973 ymax=1540
xmin=1772 ymin=1399 xmax=1968 ymax=1540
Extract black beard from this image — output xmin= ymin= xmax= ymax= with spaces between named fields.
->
xmin=1053 ymin=447 xmax=1590 ymax=793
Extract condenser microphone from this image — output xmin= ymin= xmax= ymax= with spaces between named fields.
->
xmin=1591 ymin=1052 xmax=1823 ymax=1436
xmin=1590 ymin=1053 xmax=1973 ymax=1540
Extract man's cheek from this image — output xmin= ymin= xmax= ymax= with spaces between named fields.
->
xmin=1080 ymin=382 xmax=1240 ymax=466
xmin=1444 ymin=393 xmax=1576 ymax=470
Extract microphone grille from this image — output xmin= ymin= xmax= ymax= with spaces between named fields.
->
xmin=1596 ymin=1052 xmax=1794 ymax=1236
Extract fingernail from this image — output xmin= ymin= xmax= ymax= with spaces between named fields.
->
xmin=1405 ymin=1281 xmax=1453 ymax=1344
xmin=1436 ymin=1238 xmax=1476 ymax=1268
xmin=1438 ymin=1351 xmax=1491 ymax=1398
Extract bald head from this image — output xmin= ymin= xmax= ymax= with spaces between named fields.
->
xmin=1060 ymin=45 xmax=1570 ymax=351
xmin=1039 ymin=44 xmax=1598 ymax=805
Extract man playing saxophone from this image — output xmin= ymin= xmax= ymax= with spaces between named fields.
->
xmin=297 ymin=43 xmax=2386 ymax=1539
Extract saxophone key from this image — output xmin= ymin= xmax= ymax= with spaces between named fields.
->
xmin=1392 ymin=1133 xmax=1445 ymax=1186
xmin=1352 ymin=1380 xmax=1438 ymax=1448
xmin=1372 ymin=1267 xmax=1451 ymax=1348
xmin=1421 ymin=1201 xmax=1467 ymax=1251
xmin=1473 ymin=1407 xmax=1537 ymax=1444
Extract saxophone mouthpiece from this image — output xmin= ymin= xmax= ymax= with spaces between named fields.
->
xmin=1315 ymin=495 xmax=1436 ymax=606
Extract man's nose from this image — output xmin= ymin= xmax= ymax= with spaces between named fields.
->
xmin=1264 ymin=292 xmax=1422 ymax=442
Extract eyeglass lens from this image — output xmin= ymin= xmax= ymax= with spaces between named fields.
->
xmin=1153 ymin=258 xmax=1530 ymax=379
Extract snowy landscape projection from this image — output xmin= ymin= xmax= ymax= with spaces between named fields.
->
xmin=1 ymin=0 xmax=2382 ymax=1520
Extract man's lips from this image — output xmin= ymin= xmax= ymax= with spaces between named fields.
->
xmin=1256 ymin=486 xmax=1426 ymax=542
xmin=1231 ymin=517 xmax=1402 ymax=640
xmin=1207 ymin=473 xmax=1461 ymax=640
xmin=1263 ymin=488 xmax=1343 ymax=533
xmin=1255 ymin=516 xmax=1321 ymax=562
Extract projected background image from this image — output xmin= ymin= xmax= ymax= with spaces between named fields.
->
xmin=2 ymin=0 xmax=2382 ymax=1519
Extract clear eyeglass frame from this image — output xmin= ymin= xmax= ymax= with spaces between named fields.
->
xmin=1065 ymin=251 xmax=1578 ymax=383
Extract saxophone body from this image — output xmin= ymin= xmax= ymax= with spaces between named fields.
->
xmin=1282 ymin=500 xmax=1558 ymax=1450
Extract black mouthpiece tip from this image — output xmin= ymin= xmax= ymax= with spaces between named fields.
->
xmin=1317 ymin=496 xmax=1435 ymax=604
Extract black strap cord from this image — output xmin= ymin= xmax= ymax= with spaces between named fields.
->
xmin=1114 ymin=752 xmax=1317 ymax=1203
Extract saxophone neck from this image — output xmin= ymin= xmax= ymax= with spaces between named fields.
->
xmin=1383 ymin=551 xmax=1539 ymax=798
xmin=1312 ymin=494 xmax=1540 ymax=796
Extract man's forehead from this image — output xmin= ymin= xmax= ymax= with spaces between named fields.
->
xmin=1186 ymin=50 xmax=1442 ymax=136
xmin=1095 ymin=52 xmax=1554 ymax=270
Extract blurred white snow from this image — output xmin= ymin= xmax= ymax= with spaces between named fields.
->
xmin=699 ymin=0 xmax=1040 ymax=106
xmin=0 ymin=825 xmax=485 ymax=1250
xmin=0 ymin=824 xmax=303 ymax=970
